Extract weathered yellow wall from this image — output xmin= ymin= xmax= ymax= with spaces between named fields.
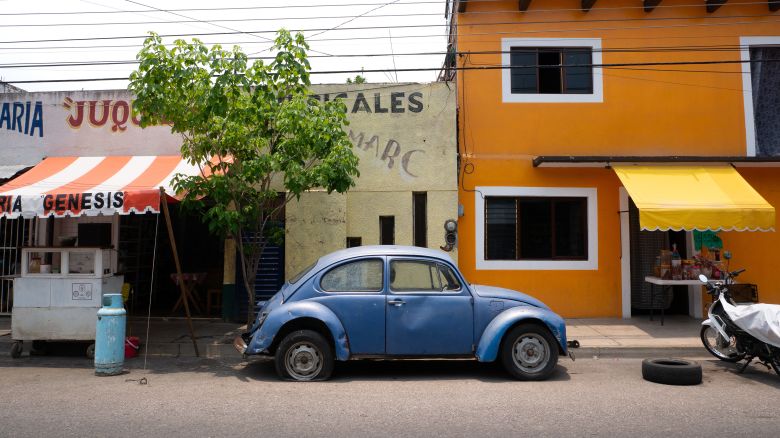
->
xmin=285 ymin=192 xmax=347 ymax=279
xmin=457 ymin=0 xmax=780 ymax=316
xmin=285 ymin=82 xmax=458 ymax=278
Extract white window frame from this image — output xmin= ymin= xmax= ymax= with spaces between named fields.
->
xmin=501 ymin=38 xmax=604 ymax=103
xmin=475 ymin=187 xmax=598 ymax=270
xmin=739 ymin=36 xmax=780 ymax=157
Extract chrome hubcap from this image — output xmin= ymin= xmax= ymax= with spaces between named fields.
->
xmin=512 ymin=334 xmax=550 ymax=373
xmin=704 ymin=327 xmax=739 ymax=358
xmin=285 ymin=342 xmax=323 ymax=381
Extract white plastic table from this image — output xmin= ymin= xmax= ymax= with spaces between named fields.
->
xmin=644 ymin=276 xmax=704 ymax=325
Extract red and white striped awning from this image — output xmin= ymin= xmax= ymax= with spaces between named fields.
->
xmin=0 ymin=156 xmax=203 ymax=218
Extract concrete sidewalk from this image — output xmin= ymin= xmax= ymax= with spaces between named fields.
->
xmin=1 ymin=314 xmax=707 ymax=359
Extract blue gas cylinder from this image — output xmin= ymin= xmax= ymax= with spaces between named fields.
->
xmin=95 ymin=293 xmax=126 ymax=376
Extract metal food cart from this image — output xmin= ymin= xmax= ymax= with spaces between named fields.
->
xmin=10 ymin=247 xmax=123 ymax=358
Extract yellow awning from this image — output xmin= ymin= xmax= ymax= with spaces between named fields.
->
xmin=613 ymin=165 xmax=775 ymax=232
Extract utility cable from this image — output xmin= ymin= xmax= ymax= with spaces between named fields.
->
xmin=3 ymin=11 xmax=778 ymax=29
xmin=7 ymin=57 xmax=778 ymax=84
xmin=0 ymin=45 xmax=769 ymax=69
xmin=3 ymin=14 xmax=780 ymax=45
xmin=1 ymin=0 xmax=776 ymax=16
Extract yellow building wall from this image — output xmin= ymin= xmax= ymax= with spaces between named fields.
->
xmin=721 ymin=169 xmax=780 ymax=305
xmin=285 ymin=82 xmax=458 ymax=278
xmin=457 ymin=0 xmax=780 ymax=316
xmin=285 ymin=192 xmax=347 ymax=279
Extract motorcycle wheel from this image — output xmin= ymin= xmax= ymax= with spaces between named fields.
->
xmin=700 ymin=325 xmax=745 ymax=363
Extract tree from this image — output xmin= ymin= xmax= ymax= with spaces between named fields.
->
xmin=346 ymin=74 xmax=366 ymax=84
xmin=129 ymin=30 xmax=360 ymax=323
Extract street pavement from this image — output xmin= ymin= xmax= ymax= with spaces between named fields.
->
xmin=0 ymin=350 xmax=778 ymax=437
xmin=2 ymin=315 xmax=778 ymax=437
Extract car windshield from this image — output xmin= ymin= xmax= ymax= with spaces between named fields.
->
xmin=288 ymin=260 xmax=317 ymax=285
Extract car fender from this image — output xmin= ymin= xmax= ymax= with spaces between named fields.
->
xmin=247 ymin=301 xmax=350 ymax=361
xmin=475 ymin=305 xmax=568 ymax=362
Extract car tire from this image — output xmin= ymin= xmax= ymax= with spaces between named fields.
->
xmin=642 ymin=358 xmax=702 ymax=386
xmin=500 ymin=323 xmax=559 ymax=381
xmin=700 ymin=326 xmax=745 ymax=363
xmin=275 ymin=330 xmax=334 ymax=382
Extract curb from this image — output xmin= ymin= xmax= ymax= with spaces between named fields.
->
xmin=574 ymin=347 xmax=710 ymax=359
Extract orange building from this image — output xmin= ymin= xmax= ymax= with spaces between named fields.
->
xmin=445 ymin=0 xmax=780 ymax=318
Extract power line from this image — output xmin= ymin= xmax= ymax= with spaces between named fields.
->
xmin=1 ymin=0 xmax=775 ymax=16
xmin=2 ymin=14 xmax=780 ymax=45
xmin=0 ymin=0 xmax=450 ymax=16
xmin=5 ymin=58 xmax=777 ymax=84
xmin=5 ymin=10 xmax=778 ymax=28
xmin=0 ymin=46 xmax=766 ymax=69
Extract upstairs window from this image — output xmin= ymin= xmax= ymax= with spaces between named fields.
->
xmin=749 ymin=46 xmax=780 ymax=157
xmin=501 ymin=38 xmax=603 ymax=103
xmin=510 ymin=48 xmax=593 ymax=95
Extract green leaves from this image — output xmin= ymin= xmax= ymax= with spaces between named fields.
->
xmin=129 ymin=29 xmax=359 ymax=240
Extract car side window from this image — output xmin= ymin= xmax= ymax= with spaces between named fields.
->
xmin=390 ymin=260 xmax=461 ymax=293
xmin=320 ymin=258 xmax=383 ymax=292
xmin=437 ymin=263 xmax=462 ymax=291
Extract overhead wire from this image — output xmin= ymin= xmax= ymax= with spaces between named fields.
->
xmin=0 ymin=45 xmax=770 ymax=69
xmin=0 ymin=0 xmax=776 ymax=16
xmin=3 ymin=10 xmax=779 ymax=28
xmin=5 ymin=57 xmax=777 ymax=84
xmin=2 ymin=13 xmax=780 ymax=45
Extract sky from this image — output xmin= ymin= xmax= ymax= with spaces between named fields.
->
xmin=0 ymin=0 xmax=450 ymax=92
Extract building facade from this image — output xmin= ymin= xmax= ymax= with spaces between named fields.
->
xmin=448 ymin=0 xmax=780 ymax=318
xmin=0 ymin=83 xmax=457 ymax=319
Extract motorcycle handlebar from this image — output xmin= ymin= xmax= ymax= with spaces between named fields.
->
xmin=730 ymin=268 xmax=746 ymax=277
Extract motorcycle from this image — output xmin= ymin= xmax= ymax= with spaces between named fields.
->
xmin=700 ymin=269 xmax=780 ymax=375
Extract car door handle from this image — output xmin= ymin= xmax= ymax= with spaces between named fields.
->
xmin=388 ymin=299 xmax=405 ymax=307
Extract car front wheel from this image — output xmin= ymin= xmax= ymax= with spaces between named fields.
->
xmin=501 ymin=323 xmax=559 ymax=381
xmin=275 ymin=330 xmax=334 ymax=381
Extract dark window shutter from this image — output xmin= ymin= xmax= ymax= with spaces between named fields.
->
xmin=563 ymin=49 xmax=593 ymax=94
xmin=485 ymin=197 xmax=517 ymax=260
xmin=510 ymin=49 xmax=538 ymax=93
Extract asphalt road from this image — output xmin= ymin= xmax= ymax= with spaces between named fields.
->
xmin=0 ymin=351 xmax=778 ymax=438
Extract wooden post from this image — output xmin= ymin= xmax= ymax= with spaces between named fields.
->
xmin=159 ymin=188 xmax=200 ymax=357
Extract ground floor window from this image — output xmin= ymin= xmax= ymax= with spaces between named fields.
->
xmin=476 ymin=187 xmax=598 ymax=270
xmin=485 ymin=197 xmax=587 ymax=261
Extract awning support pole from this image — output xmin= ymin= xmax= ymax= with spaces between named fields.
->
xmin=159 ymin=188 xmax=200 ymax=357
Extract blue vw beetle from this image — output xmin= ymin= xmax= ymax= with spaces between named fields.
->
xmin=234 ymin=245 xmax=570 ymax=381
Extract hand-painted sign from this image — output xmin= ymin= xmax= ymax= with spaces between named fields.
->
xmin=0 ymin=83 xmax=455 ymax=191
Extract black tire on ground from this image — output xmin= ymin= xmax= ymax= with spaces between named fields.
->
xmin=700 ymin=325 xmax=745 ymax=363
xmin=274 ymin=329 xmax=334 ymax=382
xmin=500 ymin=323 xmax=559 ymax=381
xmin=86 ymin=343 xmax=95 ymax=359
xmin=10 ymin=341 xmax=23 ymax=359
xmin=642 ymin=358 xmax=702 ymax=385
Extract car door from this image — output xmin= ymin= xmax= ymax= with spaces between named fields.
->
xmin=385 ymin=257 xmax=474 ymax=355
xmin=311 ymin=257 xmax=386 ymax=355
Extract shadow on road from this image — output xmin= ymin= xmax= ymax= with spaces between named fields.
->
xmin=705 ymin=359 xmax=780 ymax=389
xmin=0 ymin=340 xmax=573 ymax=383
xmin=238 ymin=358 xmax=572 ymax=383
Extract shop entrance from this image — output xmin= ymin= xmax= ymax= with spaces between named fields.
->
xmin=627 ymin=198 xmax=690 ymax=317
xmin=119 ymin=206 xmax=224 ymax=318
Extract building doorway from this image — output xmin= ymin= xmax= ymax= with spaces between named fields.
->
xmin=625 ymin=197 xmax=690 ymax=317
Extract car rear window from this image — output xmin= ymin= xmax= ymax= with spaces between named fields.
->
xmin=289 ymin=261 xmax=317 ymax=285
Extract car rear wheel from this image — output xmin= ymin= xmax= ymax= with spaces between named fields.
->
xmin=501 ymin=323 xmax=559 ymax=381
xmin=275 ymin=330 xmax=334 ymax=381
